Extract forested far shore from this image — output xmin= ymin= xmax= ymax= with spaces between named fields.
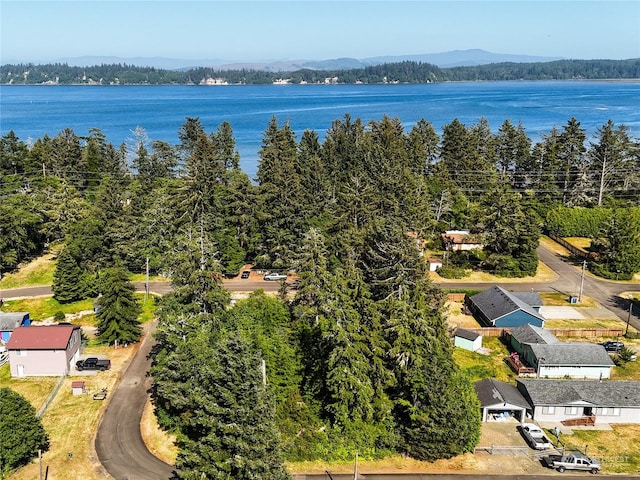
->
xmin=1 ymin=58 xmax=639 ymax=85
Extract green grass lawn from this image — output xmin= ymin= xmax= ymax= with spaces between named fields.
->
xmin=1 ymin=297 xmax=95 ymax=321
xmin=453 ymin=337 xmax=515 ymax=383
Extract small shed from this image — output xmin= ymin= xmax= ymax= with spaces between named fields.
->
xmin=427 ymin=258 xmax=443 ymax=272
xmin=454 ymin=328 xmax=482 ymax=352
xmin=71 ymin=381 xmax=85 ymax=395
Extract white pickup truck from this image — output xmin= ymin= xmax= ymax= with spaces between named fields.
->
xmin=264 ymin=272 xmax=288 ymax=281
xmin=542 ymin=453 xmax=601 ymax=474
xmin=519 ymin=423 xmax=552 ymax=449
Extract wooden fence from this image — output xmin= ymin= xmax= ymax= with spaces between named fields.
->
xmin=458 ymin=327 xmax=623 ymax=338
xmin=447 ymin=293 xmax=467 ymax=302
xmin=461 ymin=327 xmax=507 ymax=337
xmin=549 ymin=328 xmax=623 ymax=338
xmin=548 ymin=232 xmax=598 ymax=260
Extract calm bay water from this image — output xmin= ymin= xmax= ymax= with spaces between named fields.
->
xmin=1 ymin=81 xmax=639 ymax=179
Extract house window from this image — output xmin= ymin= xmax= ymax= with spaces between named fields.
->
xmin=564 ymin=406 xmax=578 ymax=415
xmin=541 ymin=406 xmax=555 ymax=414
xmin=595 ymin=407 xmax=620 ymax=416
xmin=16 ymin=349 xmax=27 ymax=357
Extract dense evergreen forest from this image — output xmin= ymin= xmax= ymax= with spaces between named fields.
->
xmin=1 ymin=113 xmax=640 ymax=476
xmin=1 ymin=58 xmax=639 ymax=85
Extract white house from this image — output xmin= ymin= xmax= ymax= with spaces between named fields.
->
xmin=427 ymin=258 xmax=443 ymax=272
xmin=522 ymin=343 xmax=614 ymax=380
xmin=441 ymin=230 xmax=483 ymax=251
xmin=517 ymin=379 xmax=640 ymax=425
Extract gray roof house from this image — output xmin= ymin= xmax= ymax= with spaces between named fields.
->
xmin=0 ymin=311 xmax=31 ymax=343
xmin=466 ymin=286 xmax=545 ymax=328
xmin=521 ymin=343 xmax=614 ymax=380
xmin=509 ymin=324 xmax=559 ymax=353
xmin=475 ymin=378 xmax=530 ymax=422
xmin=517 ymin=379 xmax=640 ymax=424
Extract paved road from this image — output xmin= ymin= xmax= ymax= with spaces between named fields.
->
xmin=0 ymin=278 xmax=282 ymax=299
xmin=94 ymin=320 xmax=177 ymax=480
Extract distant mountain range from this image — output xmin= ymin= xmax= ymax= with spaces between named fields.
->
xmin=46 ymin=49 xmax=564 ymax=71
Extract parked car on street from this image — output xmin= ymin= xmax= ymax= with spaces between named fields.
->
xmin=600 ymin=340 xmax=624 ymax=352
xmin=264 ymin=272 xmax=287 ymax=281
xmin=241 ymin=270 xmax=250 ymax=279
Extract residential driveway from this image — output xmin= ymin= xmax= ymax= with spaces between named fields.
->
xmin=540 ymin=305 xmax=620 ymax=321
xmin=539 ymin=306 xmax=585 ymax=319
xmin=478 ymin=419 xmax=528 ymax=448
xmin=94 ymin=321 xmax=176 ymax=480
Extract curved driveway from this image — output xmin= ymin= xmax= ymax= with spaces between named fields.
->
xmin=94 ymin=320 xmax=176 ymax=480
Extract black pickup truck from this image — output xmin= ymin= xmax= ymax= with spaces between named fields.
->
xmin=76 ymin=357 xmax=111 ymax=371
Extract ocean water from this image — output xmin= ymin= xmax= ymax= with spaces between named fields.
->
xmin=1 ymin=81 xmax=639 ymax=179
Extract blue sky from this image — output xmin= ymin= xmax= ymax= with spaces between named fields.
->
xmin=1 ymin=0 xmax=639 ymax=64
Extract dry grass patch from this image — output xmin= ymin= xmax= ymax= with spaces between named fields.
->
xmin=446 ymin=301 xmax=480 ymax=329
xmin=288 ymin=453 xmax=483 ymax=475
xmin=287 ymin=449 xmax=547 ymax=475
xmin=2 ymin=297 xmax=95 ymax=322
xmin=0 ymin=365 xmax=59 ymax=412
xmin=0 ymin=250 xmax=58 ymax=289
xmin=564 ymin=237 xmax=592 ymax=250
xmin=141 ymin=399 xmax=178 ymax=465
xmin=545 ymin=318 xmax=632 ymax=330
xmin=539 ymin=235 xmax=572 ymax=256
xmin=540 ymin=292 xmax=598 ymax=307
xmin=560 ymin=425 xmax=640 ymax=474
xmin=8 ymin=344 xmax=138 ymax=480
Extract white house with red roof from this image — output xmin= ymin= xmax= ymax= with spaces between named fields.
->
xmin=7 ymin=325 xmax=82 ymax=377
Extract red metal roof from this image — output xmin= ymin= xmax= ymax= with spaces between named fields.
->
xmin=71 ymin=381 xmax=85 ymax=388
xmin=6 ymin=325 xmax=80 ymax=350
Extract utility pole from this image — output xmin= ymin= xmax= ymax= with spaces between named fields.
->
xmin=578 ymin=260 xmax=586 ymax=303
xmin=626 ymin=297 xmax=634 ymax=337
xmin=145 ymin=256 xmax=149 ymax=302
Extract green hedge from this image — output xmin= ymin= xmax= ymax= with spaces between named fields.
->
xmin=545 ymin=206 xmax=612 ymax=237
